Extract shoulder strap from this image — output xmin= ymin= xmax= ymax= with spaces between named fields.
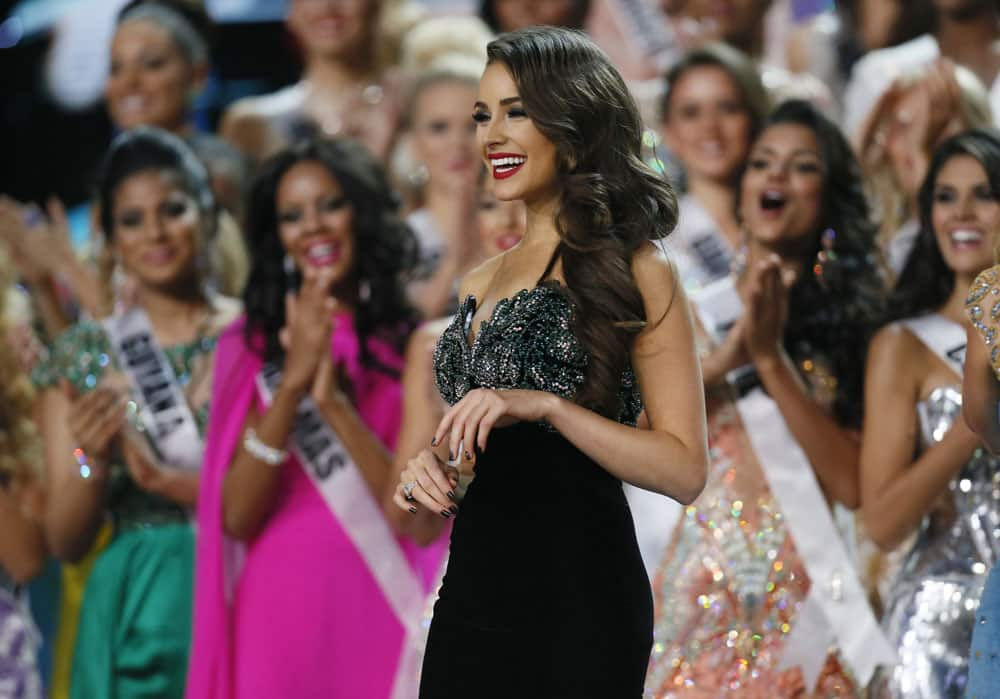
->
xmin=537 ymin=243 xmax=563 ymax=285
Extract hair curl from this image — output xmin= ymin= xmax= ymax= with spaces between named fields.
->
xmin=890 ymin=128 xmax=1000 ymax=321
xmin=759 ymin=100 xmax=887 ymax=428
xmin=242 ymin=138 xmax=419 ymax=373
xmin=486 ymin=27 xmax=678 ymax=418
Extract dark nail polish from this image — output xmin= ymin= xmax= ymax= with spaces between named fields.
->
xmin=440 ymin=510 xmax=452 ymax=519
xmin=464 ymin=451 xmax=472 ymax=460
xmin=449 ymin=452 xmax=455 ymax=461
xmin=430 ymin=437 xmax=437 ymax=446
xmin=447 ymin=491 xmax=456 ymax=501
xmin=408 ymin=506 xmax=418 ymax=514
xmin=449 ymin=505 xmax=459 ymax=514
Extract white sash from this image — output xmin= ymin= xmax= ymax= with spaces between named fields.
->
xmin=691 ymin=279 xmax=896 ymax=686
xmin=736 ymin=390 xmax=897 ymax=687
xmin=102 ymin=306 xmax=204 ymax=470
xmin=900 ymin=314 xmax=966 ymax=377
xmin=255 ymin=364 xmax=426 ymax=690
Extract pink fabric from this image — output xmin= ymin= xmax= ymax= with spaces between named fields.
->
xmin=187 ymin=314 xmax=447 ymax=699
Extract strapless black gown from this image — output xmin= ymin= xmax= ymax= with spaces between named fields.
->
xmin=421 ymin=285 xmax=653 ymax=698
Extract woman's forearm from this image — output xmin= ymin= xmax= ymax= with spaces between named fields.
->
xmin=864 ymin=427 xmax=980 ymax=551
xmin=756 ymin=351 xmax=861 ymax=509
xmin=38 ymin=391 xmax=109 ymax=562
xmin=0 ymin=484 xmax=48 ymax=582
xmin=317 ymin=394 xmax=395 ymax=498
xmin=222 ymin=381 xmax=303 ymax=540
xmin=545 ymin=396 xmax=708 ymax=504
xmin=152 ymin=470 xmax=199 ymax=509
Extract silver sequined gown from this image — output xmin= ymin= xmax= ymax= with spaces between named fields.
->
xmin=872 ymin=386 xmax=1000 ymax=699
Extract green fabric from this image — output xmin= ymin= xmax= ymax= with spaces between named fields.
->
xmin=32 ymin=320 xmax=214 ymax=529
xmin=32 ymin=320 xmax=215 ymax=696
xmin=69 ymin=524 xmax=194 ymax=699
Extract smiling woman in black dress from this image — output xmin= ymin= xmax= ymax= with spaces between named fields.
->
xmin=393 ymin=27 xmax=710 ymax=698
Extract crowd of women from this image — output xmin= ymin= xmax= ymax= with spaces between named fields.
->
xmin=2 ymin=0 xmax=1000 ymax=697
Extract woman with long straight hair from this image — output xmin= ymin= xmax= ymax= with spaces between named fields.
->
xmin=864 ymin=128 xmax=1000 ymax=698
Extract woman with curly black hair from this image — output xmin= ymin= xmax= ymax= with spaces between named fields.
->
xmin=647 ymin=99 xmax=891 ymax=697
xmin=861 ymin=128 xmax=1000 ymax=699
xmin=187 ymin=137 xmax=447 ymax=699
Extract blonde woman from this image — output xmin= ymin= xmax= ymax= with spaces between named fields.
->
xmin=0 ymin=268 xmax=47 ymax=699
xmin=856 ymin=60 xmax=992 ymax=279
xmin=221 ymin=0 xmax=423 ymax=163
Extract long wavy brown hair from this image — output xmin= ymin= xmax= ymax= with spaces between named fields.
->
xmin=486 ymin=27 xmax=678 ymax=418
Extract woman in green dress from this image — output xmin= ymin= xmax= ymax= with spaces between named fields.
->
xmin=33 ymin=127 xmax=240 ymax=698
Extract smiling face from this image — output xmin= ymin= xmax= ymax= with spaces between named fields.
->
xmin=412 ymin=79 xmax=480 ymax=193
xmin=931 ymin=154 xmax=1000 ymax=277
xmin=740 ymin=123 xmax=825 ymax=254
xmin=106 ymin=19 xmax=197 ymax=132
xmin=663 ymin=64 xmax=754 ymax=185
xmin=276 ymin=161 xmax=356 ymax=285
xmin=111 ymin=169 xmax=203 ymax=292
xmin=477 ymin=179 xmax=527 ymax=257
xmin=288 ymin=0 xmax=375 ymax=61
xmin=474 ymin=62 xmax=560 ymax=208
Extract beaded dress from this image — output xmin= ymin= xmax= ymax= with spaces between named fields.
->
xmin=0 ymin=568 xmax=42 ymax=699
xmin=33 ymin=320 xmax=217 ymax=699
xmin=645 ymin=335 xmax=857 ymax=698
xmin=421 ymin=283 xmax=652 ymax=697
xmin=949 ymin=266 xmax=1000 ymax=699
xmin=869 ymin=379 xmax=1000 ymax=698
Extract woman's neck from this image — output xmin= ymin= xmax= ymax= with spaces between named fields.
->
xmin=522 ymin=197 xmax=562 ymax=250
xmin=687 ymin=175 xmax=741 ymax=249
xmin=136 ymin=283 xmax=210 ymax=345
xmin=303 ymin=52 xmax=376 ymax=95
xmin=939 ymin=270 xmax=979 ymax=325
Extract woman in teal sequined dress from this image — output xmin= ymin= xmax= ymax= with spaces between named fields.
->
xmin=33 ymin=129 xmax=240 ymax=698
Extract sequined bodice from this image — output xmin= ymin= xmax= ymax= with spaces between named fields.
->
xmin=903 ymin=385 xmax=1000 ymax=579
xmin=33 ymin=321 xmax=216 ymax=529
xmin=433 ymin=284 xmax=642 ymax=425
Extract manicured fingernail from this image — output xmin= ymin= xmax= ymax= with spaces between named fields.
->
xmin=408 ymin=506 xmax=418 ymax=514
xmin=464 ymin=451 xmax=472 ymax=460
xmin=449 ymin=505 xmax=459 ymax=514
xmin=447 ymin=491 xmax=456 ymax=501
xmin=449 ymin=452 xmax=455 ymax=461
xmin=440 ymin=510 xmax=452 ymax=519
xmin=431 ymin=437 xmax=437 ymax=446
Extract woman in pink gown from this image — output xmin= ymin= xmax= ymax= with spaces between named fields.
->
xmin=187 ymin=138 xmax=447 ymax=699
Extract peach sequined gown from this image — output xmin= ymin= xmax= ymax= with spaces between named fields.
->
xmin=646 ymin=385 xmax=859 ymax=699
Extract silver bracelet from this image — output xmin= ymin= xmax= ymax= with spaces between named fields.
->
xmin=243 ymin=428 xmax=288 ymax=466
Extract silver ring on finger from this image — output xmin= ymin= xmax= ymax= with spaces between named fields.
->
xmin=402 ymin=480 xmax=417 ymax=501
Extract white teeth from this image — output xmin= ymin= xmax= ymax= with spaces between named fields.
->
xmin=492 ymin=156 xmax=526 ymax=167
xmin=307 ymin=243 xmax=336 ymax=257
xmin=120 ymin=95 xmax=146 ymax=112
xmin=951 ymin=229 xmax=983 ymax=243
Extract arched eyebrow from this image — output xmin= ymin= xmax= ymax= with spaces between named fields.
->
xmin=473 ymin=96 xmax=523 ymax=110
